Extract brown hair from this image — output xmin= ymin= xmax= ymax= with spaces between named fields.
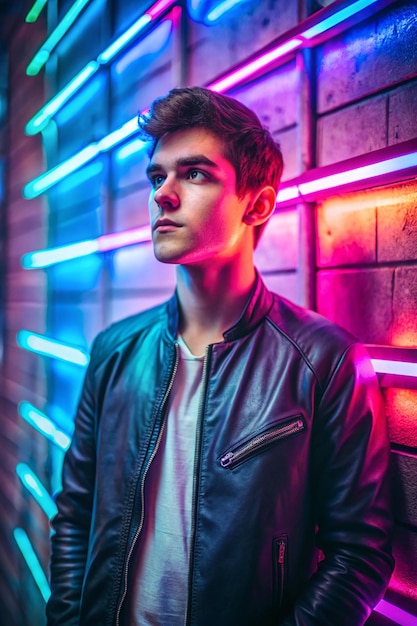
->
xmin=138 ymin=86 xmax=284 ymax=245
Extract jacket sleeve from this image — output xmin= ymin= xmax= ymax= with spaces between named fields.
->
xmin=46 ymin=336 xmax=101 ymax=626
xmin=281 ymin=342 xmax=394 ymax=626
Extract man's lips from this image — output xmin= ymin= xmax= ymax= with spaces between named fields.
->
xmin=153 ymin=218 xmax=182 ymax=232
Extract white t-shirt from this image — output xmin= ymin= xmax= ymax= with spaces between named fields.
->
xmin=126 ymin=336 xmax=204 ymax=625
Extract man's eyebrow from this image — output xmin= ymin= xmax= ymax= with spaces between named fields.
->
xmin=146 ymin=155 xmax=219 ymax=178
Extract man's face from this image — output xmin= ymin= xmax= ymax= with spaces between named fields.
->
xmin=147 ymin=127 xmax=253 ymax=266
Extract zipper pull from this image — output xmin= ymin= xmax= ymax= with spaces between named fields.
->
xmin=220 ymin=452 xmax=234 ymax=468
xmin=278 ymin=540 xmax=286 ymax=564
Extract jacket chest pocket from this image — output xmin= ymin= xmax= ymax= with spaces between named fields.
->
xmin=219 ymin=416 xmax=305 ymax=470
xmin=273 ymin=535 xmax=287 ymax=612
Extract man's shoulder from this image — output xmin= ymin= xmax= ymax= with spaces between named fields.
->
xmin=91 ymin=298 xmax=171 ymax=362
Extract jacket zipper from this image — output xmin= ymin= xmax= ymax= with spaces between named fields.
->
xmin=220 ymin=417 xmax=304 ymax=469
xmin=275 ymin=536 xmax=286 ymax=610
xmin=184 ymin=344 xmax=211 ymax=626
xmin=115 ymin=342 xmax=180 ymax=626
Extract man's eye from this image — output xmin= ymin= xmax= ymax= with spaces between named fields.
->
xmin=188 ymin=170 xmax=206 ymax=181
xmin=152 ymin=175 xmax=165 ymax=188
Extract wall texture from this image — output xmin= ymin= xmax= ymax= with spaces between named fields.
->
xmin=0 ymin=0 xmax=416 ymax=624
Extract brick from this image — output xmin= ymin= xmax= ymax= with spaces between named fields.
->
xmin=255 ymin=210 xmax=298 ymax=272
xmin=317 ymin=96 xmax=387 ymax=167
xmin=317 ymin=1 xmax=417 ymax=113
xmin=317 ymin=195 xmax=376 ymax=267
xmin=112 ymin=242 xmax=176 ymax=290
xmin=378 ymin=182 xmax=417 ymax=262
xmin=389 ymin=80 xmax=417 ymax=144
xmin=392 ymin=266 xmax=417 ymax=347
xmin=390 ymin=525 xmax=417 ymax=604
xmin=383 ymin=388 xmax=417 ymax=449
xmin=113 ymin=188 xmax=152 ymax=233
xmin=261 ymin=271 xmax=299 ymax=304
xmin=391 ymin=451 xmax=417 ymax=528
xmin=316 ymin=268 xmax=394 ymax=343
xmin=109 ymin=291 xmax=175 ymax=325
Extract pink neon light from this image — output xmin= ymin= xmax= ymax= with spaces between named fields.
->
xmin=146 ymin=0 xmax=175 ymax=20
xmin=370 ymin=359 xmax=417 ymax=378
xmin=97 ymin=226 xmax=151 ymax=251
xmin=208 ymin=38 xmax=303 ymax=93
xmin=375 ymin=599 xmax=417 ymax=626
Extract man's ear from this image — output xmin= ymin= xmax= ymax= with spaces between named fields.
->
xmin=243 ymin=186 xmax=276 ymax=226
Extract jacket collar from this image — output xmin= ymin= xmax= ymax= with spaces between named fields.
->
xmin=166 ymin=270 xmax=274 ymax=342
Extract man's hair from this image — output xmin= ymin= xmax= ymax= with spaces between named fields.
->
xmin=138 ymin=86 xmax=284 ymax=245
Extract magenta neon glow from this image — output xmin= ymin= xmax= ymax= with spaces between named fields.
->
xmin=208 ymin=38 xmax=303 ymax=93
xmin=97 ymin=226 xmax=152 ymax=252
xmin=370 ymin=359 xmax=417 ymax=378
xmin=146 ymin=0 xmax=175 ymax=19
xmin=374 ymin=599 xmax=417 ymax=625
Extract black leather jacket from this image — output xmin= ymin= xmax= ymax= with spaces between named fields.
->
xmin=47 ymin=273 xmax=393 ymax=625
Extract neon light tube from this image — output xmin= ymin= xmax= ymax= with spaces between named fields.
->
xmin=22 ymin=225 xmax=152 ymax=269
xmin=302 ymin=0 xmax=379 ymax=39
xmin=13 ymin=528 xmax=51 ymax=603
xmin=26 ymin=62 xmax=99 ymax=135
xmin=16 ymin=463 xmax=58 ymax=520
xmin=23 ymin=120 xmax=147 ymax=198
xmin=374 ymin=599 xmax=417 ymax=626
xmin=26 ymin=0 xmax=176 ymax=133
xmin=26 ymin=0 xmax=92 ymax=76
xmin=25 ymin=0 xmax=48 ymax=23
xmin=298 ymin=152 xmax=417 ymax=197
xmin=371 ymin=359 xmax=417 ymax=378
xmin=206 ymin=0 xmax=246 ymax=22
xmin=19 ymin=401 xmax=71 ymax=450
xmin=97 ymin=15 xmax=151 ymax=64
xmin=208 ymin=38 xmax=303 ymax=93
xmin=17 ymin=330 xmax=90 ymax=366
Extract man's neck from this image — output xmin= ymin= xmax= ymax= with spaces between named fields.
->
xmin=175 ymin=261 xmax=256 ymax=357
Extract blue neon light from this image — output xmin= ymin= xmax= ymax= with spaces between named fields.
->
xmin=25 ymin=62 xmax=99 ymax=135
xmin=206 ymin=0 xmax=246 ymax=22
xmin=13 ymin=528 xmax=51 ymax=602
xmin=19 ymin=401 xmax=72 ymax=450
xmin=16 ymin=463 xmax=58 ymax=520
xmin=98 ymin=15 xmax=152 ymax=63
xmin=17 ymin=330 xmax=90 ymax=366
xmin=25 ymin=0 xmax=49 ymax=23
xmin=22 ymin=239 xmax=99 ymax=268
xmin=302 ymin=0 xmax=379 ymax=39
xmin=116 ymin=138 xmax=149 ymax=161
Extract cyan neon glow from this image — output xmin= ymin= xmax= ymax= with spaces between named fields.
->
xmin=116 ymin=138 xmax=149 ymax=161
xmin=25 ymin=0 xmax=48 ymax=23
xmin=25 ymin=62 xmax=99 ymax=135
xmin=208 ymin=38 xmax=303 ymax=93
xmin=19 ymin=401 xmax=71 ymax=450
xmin=26 ymin=0 xmax=92 ymax=76
xmin=371 ymin=359 xmax=417 ymax=378
xmin=16 ymin=463 xmax=58 ymax=520
xmin=301 ymin=0 xmax=379 ymax=39
xmin=17 ymin=330 xmax=90 ymax=366
xmin=206 ymin=0 xmax=246 ymax=22
xmin=374 ymin=599 xmax=417 ymax=626
xmin=26 ymin=1 xmax=176 ymax=134
xmin=22 ymin=226 xmax=152 ymax=268
xmin=13 ymin=528 xmax=51 ymax=603
xmin=97 ymin=15 xmax=152 ymax=64
xmin=22 ymin=239 xmax=98 ymax=268
xmin=298 ymin=152 xmax=417 ymax=197
xmin=97 ymin=118 xmax=142 ymax=152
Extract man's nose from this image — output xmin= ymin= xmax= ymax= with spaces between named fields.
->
xmin=154 ymin=177 xmax=180 ymax=210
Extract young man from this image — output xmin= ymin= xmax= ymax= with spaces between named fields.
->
xmin=46 ymin=87 xmax=393 ymax=626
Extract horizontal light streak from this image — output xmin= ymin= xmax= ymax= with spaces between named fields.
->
xmin=206 ymin=0 xmax=246 ymax=22
xmin=17 ymin=330 xmax=90 ymax=366
xmin=22 ymin=225 xmax=151 ymax=268
xmin=25 ymin=0 xmax=176 ymax=133
xmin=16 ymin=463 xmax=58 ymax=520
xmin=19 ymin=401 xmax=71 ymax=451
xmin=371 ymin=359 xmax=417 ymax=378
xmin=26 ymin=0 xmax=92 ymax=76
xmin=13 ymin=528 xmax=51 ymax=603
xmin=374 ymin=599 xmax=417 ymax=626
xmin=302 ymin=0 xmax=379 ymax=39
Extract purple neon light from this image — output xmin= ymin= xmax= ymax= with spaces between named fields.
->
xmin=97 ymin=226 xmax=151 ymax=251
xmin=375 ymin=599 xmax=417 ymax=625
xmin=207 ymin=38 xmax=303 ymax=93
xmin=146 ymin=0 xmax=175 ymax=19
